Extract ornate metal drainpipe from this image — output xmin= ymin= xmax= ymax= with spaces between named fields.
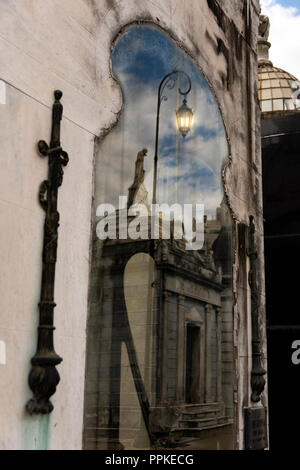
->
xmin=26 ymin=90 xmax=69 ymax=415
xmin=247 ymin=215 xmax=266 ymax=403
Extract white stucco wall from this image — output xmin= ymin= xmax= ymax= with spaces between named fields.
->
xmin=0 ymin=80 xmax=95 ymax=449
xmin=0 ymin=0 xmax=265 ymax=450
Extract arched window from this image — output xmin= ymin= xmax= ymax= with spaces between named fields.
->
xmin=84 ymin=24 xmax=235 ymax=450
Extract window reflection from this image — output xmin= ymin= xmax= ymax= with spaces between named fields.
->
xmin=84 ymin=25 xmax=234 ymax=450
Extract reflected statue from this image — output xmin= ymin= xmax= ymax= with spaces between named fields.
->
xmin=135 ymin=148 xmax=147 ymax=185
xmin=128 ymin=148 xmax=148 ymax=207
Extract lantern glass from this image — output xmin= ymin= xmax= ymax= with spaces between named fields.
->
xmin=176 ymin=99 xmax=194 ymax=138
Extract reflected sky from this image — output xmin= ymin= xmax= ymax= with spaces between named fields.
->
xmin=96 ymin=25 xmax=229 ymax=219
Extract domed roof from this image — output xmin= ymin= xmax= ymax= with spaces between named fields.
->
xmin=257 ymin=14 xmax=300 ymax=114
xmin=258 ymin=64 xmax=300 ymax=113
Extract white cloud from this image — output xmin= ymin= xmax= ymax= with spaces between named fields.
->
xmin=260 ymin=0 xmax=300 ymax=79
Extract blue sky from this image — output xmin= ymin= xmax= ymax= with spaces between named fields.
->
xmin=276 ymin=0 xmax=300 ymax=8
xmin=261 ymin=0 xmax=300 ymax=79
xmin=98 ymin=25 xmax=228 ymax=217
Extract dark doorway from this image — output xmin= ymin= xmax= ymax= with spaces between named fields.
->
xmin=265 ymin=233 xmax=300 ymax=449
xmin=262 ymin=113 xmax=300 ymax=450
xmin=185 ymin=324 xmax=200 ymax=404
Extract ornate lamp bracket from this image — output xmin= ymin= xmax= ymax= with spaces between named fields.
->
xmin=26 ymin=90 xmax=69 ymax=415
xmin=247 ymin=216 xmax=266 ymax=403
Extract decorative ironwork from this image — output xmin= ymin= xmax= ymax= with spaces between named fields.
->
xmin=26 ymin=90 xmax=69 ymax=415
xmin=247 ymin=216 xmax=266 ymax=403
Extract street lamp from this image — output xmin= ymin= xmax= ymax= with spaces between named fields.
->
xmin=152 ymin=70 xmax=193 ymax=205
xmin=176 ymin=98 xmax=194 ymax=138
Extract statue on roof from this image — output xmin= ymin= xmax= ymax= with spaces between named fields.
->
xmin=259 ymin=14 xmax=270 ymax=41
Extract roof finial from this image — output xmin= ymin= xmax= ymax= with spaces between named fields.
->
xmin=258 ymin=14 xmax=272 ymax=66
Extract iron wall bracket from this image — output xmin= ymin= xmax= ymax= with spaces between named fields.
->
xmin=26 ymin=90 xmax=69 ymax=415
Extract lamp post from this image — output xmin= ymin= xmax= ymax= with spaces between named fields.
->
xmin=152 ymin=70 xmax=193 ymax=205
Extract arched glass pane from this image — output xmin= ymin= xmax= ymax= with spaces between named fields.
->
xmin=84 ymin=24 xmax=235 ymax=451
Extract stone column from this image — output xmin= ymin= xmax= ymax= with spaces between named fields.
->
xmin=216 ymin=306 xmax=222 ymax=403
xmin=205 ymin=304 xmax=213 ymax=403
xmin=160 ymin=290 xmax=171 ymax=403
xmin=176 ymin=295 xmax=185 ymax=403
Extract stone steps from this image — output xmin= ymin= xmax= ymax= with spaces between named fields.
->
xmin=177 ymin=415 xmax=228 ymax=429
xmin=171 ymin=402 xmax=229 ymax=438
xmin=181 ymin=410 xmax=218 ymax=420
xmin=180 ymin=403 xmax=222 ymax=421
xmin=183 ymin=402 xmax=220 ymax=413
xmin=170 ymin=420 xmax=233 ymax=439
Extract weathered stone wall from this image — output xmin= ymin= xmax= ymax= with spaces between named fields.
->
xmin=0 ymin=0 xmax=266 ymax=449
